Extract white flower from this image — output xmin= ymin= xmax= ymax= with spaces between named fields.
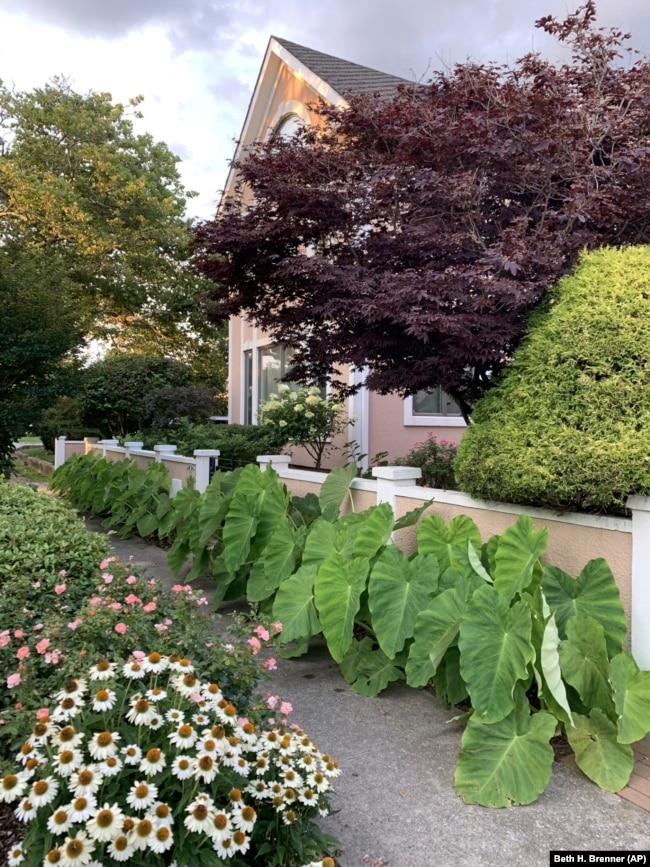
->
xmin=122 ymin=660 xmax=146 ymax=680
xmin=14 ymin=797 xmax=37 ymax=822
xmin=148 ymin=823 xmax=174 ymax=854
xmin=139 ymin=747 xmax=166 ymax=776
xmin=58 ymin=831 xmax=95 ymax=867
xmin=141 ymin=651 xmax=168 ymax=674
xmin=184 ymin=800 xmax=213 ymax=834
xmin=70 ymin=766 xmax=103 ymax=798
xmin=86 ymin=803 xmax=125 ymax=842
xmin=231 ymin=803 xmax=257 ymax=833
xmin=87 ymin=731 xmax=120 ymax=761
xmin=0 ymin=771 xmax=28 ymax=803
xmin=194 ymin=753 xmax=218 ymax=783
xmin=170 ymin=755 xmax=195 ymax=781
xmin=54 ymin=678 xmax=88 ymax=703
xmin=47 ymin=805 xmax=73 ymax=834
xmin=99 ymin=755 xmax=123 ymax=777
xmin=106 ymin=837 xmax=134 ymax=862
xmin=165 ymin=708 xmax=185 ymax=725
xmin=68 ymin=794 xmax=97 ymax=823
xmin=128 ymin=817 xmax=156 ymax=851
xmin=125 ymin=696 xmax=155 ymax=726
xmin=88 ymin=660 xmax=117 ymax=681
xmin=145 ymin=686 xmax=167 ymax=702
xmin=52 ymin=726 xmax=84 ymax=750
xmin=168 ymin=722 xmax=198 ymax=749
xmin=91 ymin=687 xmax=117 ymax=713
xmin=6 ymin=842 xmax=24 ymax=867
xmin=278 ymin=419 xmax=288 ymax=428
xmin=213 ymin=835 xmax=238 ymax=859
xmin=121 ymin=744 xmax=142 ymax=766
xmin=151 ymin=801 xmax=174 ymax=827
xmin=29 ymin=775 xmax=59 ymax=807
xmin=126 ymin=780 xmax=158 ymax=811
xmin=54 ymin=748 xmax=84 ymax=777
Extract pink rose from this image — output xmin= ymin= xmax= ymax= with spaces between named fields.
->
xmin=126 ymin=575 xmax=137 ymax=585
xmin=114 ymin=623 xmax=128 ymax=635
xmin=266 ymin=695 xmax=278 ymax=710
xmin=7 ymin=673 xmax=21 ymax=688
xmin=35 ymin=638 xmax=51 ymax=654
xmin=67 ymin=619 xmax=83 ymax=630
xmin=263 ymin=657 xmax=278 ymax=671
xmin=271 ymin=621 xmax=283 ymax=635
xmin=125 ymin=594 xmax=141 ymax=605
xmin=142 ymin=602 xmax=156 ymax=613
xmin=54 ymin=584 xmax=66 ymax=595
xmin=13 ymin=630 xmax=24 ymax=639
xmin=132 ymin=650 xmax=145 ymax=660
xmin=0 ymin=634 xmax=10 ymax=648
xmin=33 ymin=624 xmax=43 ymax=631
xmin=280 ymin=701 xmax=293 ymax=716
xmin=36 ymin=708 xmax=50 ymax=720
xmin=16 ymin=646 xmax=30 ymax=661
xmin=254 ymin=626 xmax=270 ymax=641
xmin=102 ymin=573 xmax=114 ymax=584
xmin=58 ymin=569 xmax=67 ymax=577
xmin=45 ymin=651 xmax=61 ymax=665
xmin=109 ymin=602 xmax=122 ymax=611
xmin=154 ymin=624 xmax=168 ymax=632
xmin=247 ymin=636 xmax=261 ymax=655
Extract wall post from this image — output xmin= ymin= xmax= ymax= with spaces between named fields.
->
xmin=372 ymin=466 xmax=422 ymax=511
xmin=54 ymin=436 xmax=67 ymax=469
xmin=257 ymin=454 xmax=292 ymax=472
xmin=627 ymin=495 xmax=650 ymax=669
xmin=193 ymin=449 xmax=221 ymax=493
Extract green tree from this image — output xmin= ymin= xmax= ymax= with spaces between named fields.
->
xmin=0 ymin=78 xmax=221 ymax=470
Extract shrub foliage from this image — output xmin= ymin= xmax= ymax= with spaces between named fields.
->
xmin=454 ymin=246 xmax=650 ymax=513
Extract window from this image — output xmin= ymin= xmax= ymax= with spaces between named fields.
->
xmin=404 ymin=387 xmax=465 ymax=427
xmin=258 ymin=345 xmax=298 ymax=404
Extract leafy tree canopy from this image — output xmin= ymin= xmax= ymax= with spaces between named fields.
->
xmin=0 ymin=78 xmax=223 ymax=470
xmin=193 ymin=2 xmax=650 ymax=419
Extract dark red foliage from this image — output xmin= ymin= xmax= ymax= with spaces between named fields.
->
xmin=193 ymin=3 xmax=650 ymax=419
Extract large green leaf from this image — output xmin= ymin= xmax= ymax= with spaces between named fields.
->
xmin=351 ymin=502 xmax=394 ymax=559
xmin=368 ymin=546 xmax=438 ymax=658
xmin=566 ymin=709 xmax=634 ymax=792
xmin=197 ymin=490 xmax=230 ymax=548
xmin=536 ymin=594 xmax=574 ymax=726
xmin=610 ymin=652 xmax=650 ymax=744
xmin=222 ymin=493 xmax=260 ymax=574
xmin=314 ymin=552 xmax=369 ymax=663
xmin=319 ymin=463 xmax=358 ymax=521
xmin=393 ymin=500 xmax=432 ymax=531
xmin=455 ymin=695 xmax=556 ymax=806
xmin=493 ymin=515 xmax=547 ymax=602
xmin=433 ymin=646 xmax=468 ymax=707
xmin=405 ymin=575 xmax=471 ymax=688
xmin=458 ymin=584 xmax=534 ymax=723
xmin=272 ymin=565 xmax=321 ymax=644
xmin=417 ymin=514 xmax=482 ymax=573
xmin=558 ymin=615 xmax=615 ymax=719
xmin=262 ymin=523 xmax=306 ymax=591
xmin=340 ymin=637 xmax=404 ymax=696
xmin=543 ymin=559 xmax=626 ymax=658
xmin=302 ymin=519 xmax=339 ymax=567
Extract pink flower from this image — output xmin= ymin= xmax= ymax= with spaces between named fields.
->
xmin=280 ymin=701 xmax=293 ymax=716
xmin=16 ymin=646 xmax=30 ymax=661
xmin=247 ymin=637 xmax=261 ymax=655
xmin=154 ymin=624 xmax=168 ymax=632
xmin=142 ymin=602 xmax=156 ymax=613
xmin=58 ymin=569 xmax=67 ymax=577
xmin=189 ymin=693 xmax=202 ymax=703
xmin=171 ymin=584 xmax=183 ymax=593
xmin=67 ymin=619 xmax=83 ymax=630
xmin=45 ymin=651 xmax=61 ymax=665
xmin=32 ymin=582 xmax=41 ymax=590
xmin=36 ymin=708 xmax=50 ymax=720
xmin=263 ymin=658 xmax=278 ymax=671
xmin=0 ymin=634 xmax=10 ymax=649
xmin=13 ymin=630 xmax=24 ymax=639
xmin=126 ymin=575 xmax=137 ymax=585
xmin=35 ymin=638 xmax=51 ymax=655
xmin=271 ymin=621 xmax=283 ymax=635
xmin=109 ymin=602 xmax=122 ymax=611
xmin=54 ymin=583 xmax=66 ymax=595
xmin=100 ymin=557 xmax=116 ymax=570
xmin=266 ymin=695 xmax=278 ymax=710
xmin=102 ymin=573 xmax=114 ymax=584
xmin=237 ymin=717 xmax=250 ymax=727
xmin=164 ymin=618 xmax=172 ymax=626
xmin=132 ymin=650 xmax=146 ymax=660
xmin=198 ymin=597 xmax=208 ymax=606
xmin=7 ymin=673 xmax=21 ymax=688
xmin=33 ymin=624 xmax=43 ymax=631
xmin=89 ymin=596 xmax=102 ymax=606
xmin=125 ymin=594 xmax=141 ymax=605
xmin=114 ymin=623 xmax=128 ymax=635
xmin=254 ymin=626 xmax=270 ymax=642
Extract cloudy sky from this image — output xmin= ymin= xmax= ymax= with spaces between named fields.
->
xmin=1 ymin=0 xmax=648 ymax=221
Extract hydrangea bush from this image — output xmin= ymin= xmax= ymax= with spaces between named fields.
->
xmin=258 ymin=385 xmax=349 ymax=470
xmin=1 ymin=652 xmax=339 ymax=867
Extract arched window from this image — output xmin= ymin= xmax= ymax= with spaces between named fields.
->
xmin=274 ymin=113 xmax=303 ymax=140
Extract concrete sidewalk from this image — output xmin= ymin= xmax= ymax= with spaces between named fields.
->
xmin=94 ymin=519 xmax=650 ymax=867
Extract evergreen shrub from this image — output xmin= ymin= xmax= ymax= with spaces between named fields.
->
xmin=455 ymin=246 xmax=650 ymax=513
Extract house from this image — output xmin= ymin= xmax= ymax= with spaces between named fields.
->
xmin=222 ymin=36 xmax=466 ymax=470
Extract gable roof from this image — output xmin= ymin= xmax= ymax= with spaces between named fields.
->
xmin=273 ymin=37 xmax=411 ymax=99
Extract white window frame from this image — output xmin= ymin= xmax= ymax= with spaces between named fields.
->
xmin=403 ymin=389 xmax=466 ymax=427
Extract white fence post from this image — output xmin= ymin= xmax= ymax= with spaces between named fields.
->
xmin=193 ymin=450 xmax=221 ymax=493
xmin=124 ymin=441 xmax=144 ymax=458
xmin=84 ymin=437 xmax=99 ymax=454
xmin=100 ymin=439 xmax=119 ymax=457
xmin=54 ymin=436 xmax=67 ymax=469
xmin=154 ymin=444 xmax=177 ymax=462
xmin=372 ymin=466 xmax=422 ymax=511
xmin=626 ymin=495 xmax=650 ymax=669
xmin=257 ymin=454 xmax=292 ymax=472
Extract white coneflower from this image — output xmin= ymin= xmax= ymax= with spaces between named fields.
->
xmin=151 ymin=801 xmax=174 ymax=827
xmin=125 ymin=696 xmax=154 ymax=727
xmin=148 ymin=823 xmax=174 ymax=854
xmin=42 ymin=848 xmax=62 ymax=866
xmin=88 ymin=660 xmax=117 ymax=681
xmin=47 ymin=806 xmax=73 ymax=834
xmin=16 ymin=741 xmax=40 ymax=766
xmin=165 ymin=708 xmax=184 ymax=725
xmin=194 ymin=753 xmax=218 ymax=783
xmin=171 ymin=672 xmax=201 ymax=698
xmin=141 ymin=651 xmax=168 ymax=674
xmin=253 ymin=755 xmax=270 ymax=775
xmin=168 ymin=723 xmax=198 ymax=749
xmin=281 ymin=808 xmax=299 ymax=826
xmin=58 ymin=831 xmax=95 ymax=867
xmin=99 ymin=755 xmax=123 ymax=777
xmin=322 ymin=756 xmax=341 ymax=777
xmin=139 ymin=747 xmax=166 ymax=777
xmin=192 ymin=711 xmax=210 ymax=727
xmin=86 ymin=803 xmax=125 ymax=843
xmin=121 ymin=744 xmax=142 ymax=766
xmin=231 ymin=829 xmax=251 ymax=855
xmin=208 ymin=810 xmax=231 ymax=843
xmin=184 ymin=800 xmax=213 ymax=834
xmin=122 ymin=660 xmax=146 ymax=680
xmin=246 ymin=779 xmax=268 ymax=800
xmin=54 ymin=678 xmax=88 ymax=702
xmin=70 ymin=766 xmax=103 ymax=798
xmin=0 ymin=771 xmax=28 ymax=803
xmin=168 ymin=656 xmax=194 ymax=674
xmin=126 ymin=780 xmax=158 ymax=811
xmin=213 ymin=835 xmax=237 ymax=859
xmin=306 ymin=770 xmax=330 ymax=793
xmin=68 ymin=794 xmax=97 ymax=823
xmin=53 ymin=748 xmax=84 ymax=777
xmin=148 ymin=714 xmax=164 ymax=730
xmin=14 ymin=797 xmax=37 ymax=822
xmin=29 ymin=775 xmax=59 ymax=807
xmin=52 ymin=726 xmax=84 ymax=750
xmin=231 ymin=803 xmax=257 ymax=833
xmin=282 ymin=768 xmax=303 ymax=789
xmin=298 ymin=787 xmax=319 ymax=807
xmin=6 ymin=842 xmax=24 ymax=866
xmin=170 ymin=755 xmax=195 ymax=781
xmin=128 ymin=816 xmax=155 ymax=851
xmin=91 ymin=687 xmax=117 ymax=713
xmin=51 ymin=696 xmax=83 ymax=723
xmin=106 ymin=836 xmax=134 ymax=862
xmin=87 ymin=731 xmax=121 ymax=761
xmin=145 ymin=686 xmax=167 ymax=702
